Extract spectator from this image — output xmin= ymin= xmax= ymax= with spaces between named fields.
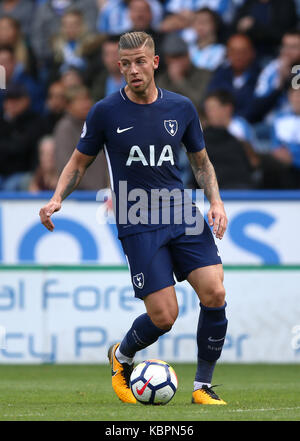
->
xmin=188 ymin=8 xmax=226 ymax=71
xmin=91 ymin=36 xmax=126 ymax=102
xmin=248 ymin=30 xmax=300 ymax=123
xmin=129 ymin=0 xmax=154 ymax=32
xmin=42 ymin=80 xmax=67 ymax=135
xmin=160 ymin=0 xmax=235 ymax=34
xmin=159 ymin=8 xmax=195 ymax=34
xmin=54 ymin=85 xmax=109 ymax=190
xmin=48 ymin=9 xmax=102 ymax=81
xmin=208 ymin=89 xmax=258 ymax=144
xmin=201 ymin=132 xmax=255 ymax=189
xmin=197 ymin=89 xmax=260 ymax=189
xmin=0 ymin=83 xmax=43 ymax=190
xmin=97 ymin=0 xmax=163 ymax=35
xmin=207 ymin=33 xmax=260 ymax=118
xmin=60 ymin=66 xmax=85 ymax=89
xmin=168 ymin=0 xmax=235 ymax=22
xmin=128 ymin=0 xmax=164 ymax=68
xmin=204 ymin=89 xmax=261 ymax=168
xmin=29 ymin=135 xmax=58 ymax=192
xmin=0 ymin=45 xmax=44 ymax=113
xmin=156 ymin=33 xmax=212 ymax=108
xmin=0 ymin=15 xmax=37 ymax=77
xmin=31 ymin=0 xmax=98 ymax=63
xmin=0 ymin=0 xmax=35 ymax=38
xmin=203 ymin=88 xmax=293 ymax=188
xmin=233 ymin=0 xmax=298 ymax=60
xmin=271 ymin=85 xmax=300 ymax=187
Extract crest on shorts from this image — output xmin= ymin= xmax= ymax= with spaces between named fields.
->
xmin=164 ymin=120 xmax=178 ymax=136
xmin=133 ymin=273 xmax=144 ymax=289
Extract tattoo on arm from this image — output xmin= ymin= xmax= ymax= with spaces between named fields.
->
xmin=189 ymin=150 xmax=221 ymax=203
xmin=60 ymin=169 xmax=82 ymax=201
xmin=52 ymin=151 xmax=96 ymax=203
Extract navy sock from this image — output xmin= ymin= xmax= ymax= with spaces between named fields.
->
xmin=195 ymin=302 xmax=228 ymax=383
xmin=119 ymin=313 xmax=170 ymax=358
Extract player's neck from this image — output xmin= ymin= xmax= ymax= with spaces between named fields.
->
xmin=124 ymin=83 xmax=158 ymax=105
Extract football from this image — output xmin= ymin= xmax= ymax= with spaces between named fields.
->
xmin=130 ymin=359 xmax=178 ymax=405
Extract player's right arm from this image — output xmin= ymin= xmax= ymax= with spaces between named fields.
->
xmin=40 ymin=101 xmax=105 ymax=231
xmin=39 ymin=149 xmax=96 ymax=231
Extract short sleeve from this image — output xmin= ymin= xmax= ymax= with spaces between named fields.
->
xmin=182 ymin=101 xmax=205 ymax=153
xmin=76 ymin=103 xmax=105 ymax=156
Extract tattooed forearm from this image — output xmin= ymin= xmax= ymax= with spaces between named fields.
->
xmin=188 ymin=150 xmax=221 ymax=203
xmin=60 ymin=169 xmax=82 ymax=201
xmin=50 ymin=150 xmax=96 ymax=204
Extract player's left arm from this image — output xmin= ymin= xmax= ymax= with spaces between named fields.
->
xmin=187 ymin=148 xmax=227 ymax=239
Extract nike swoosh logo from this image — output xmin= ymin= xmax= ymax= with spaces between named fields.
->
xmin=136 ymin=376 xmax=153 ymax=395
xmin=208 ymin=336 xmax=225 ymax=343
xmin=117 ymin=126 xmax=133 ymax=133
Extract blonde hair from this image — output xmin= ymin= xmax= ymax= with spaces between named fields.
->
xmin=119 ymin=31 xmax=155 ymax=53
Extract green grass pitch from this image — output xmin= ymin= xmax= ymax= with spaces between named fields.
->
xmin=0 ymin=363 xmax=299 ymax=421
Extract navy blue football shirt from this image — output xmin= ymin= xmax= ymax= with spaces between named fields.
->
xmin=77 ymin=87 xmax=205 ymax=237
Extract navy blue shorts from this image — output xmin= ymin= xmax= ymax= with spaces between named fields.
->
xmin=121 ymin=218 xmax=222 ymax=299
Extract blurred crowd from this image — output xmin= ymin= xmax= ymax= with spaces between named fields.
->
xmin=0 ymin=0 xmax=300 ymax=192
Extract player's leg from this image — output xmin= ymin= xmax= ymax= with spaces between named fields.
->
xmin=108 ymin=285 xmax=178 ymax=403
xmin=144 ymin=285 xmax=178 ymax=329
xmin=170 ymin=217 xmax=227 ymax=404
xmin=187 ymin=264 xmax=227 ymax=404
xmin=108 ymin=229 xmax=177 ymax=403
xmin=117 ymin=285 xmax=178 ymax=361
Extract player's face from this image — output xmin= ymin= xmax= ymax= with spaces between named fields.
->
xmin=118 ymin=45 xmax=159 ymax=95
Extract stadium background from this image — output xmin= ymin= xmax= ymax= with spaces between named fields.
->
xmin=0 ymin=0 xmax=300 ymax=422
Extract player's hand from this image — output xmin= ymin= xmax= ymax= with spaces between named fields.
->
xmin=39 ymin=199 xmax=62 ymax=232
xmin=207 ymin=200 xmax=227 ymax=240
